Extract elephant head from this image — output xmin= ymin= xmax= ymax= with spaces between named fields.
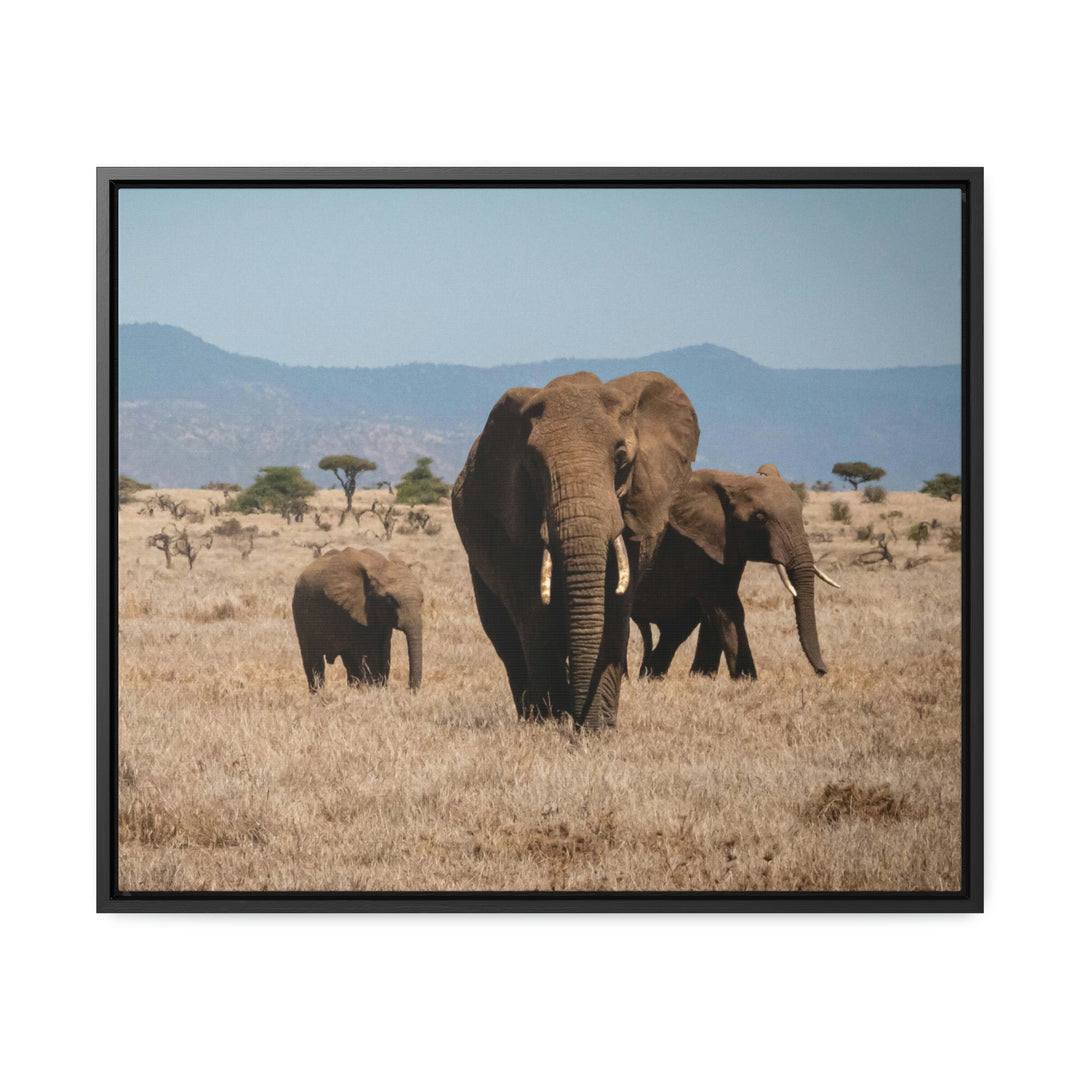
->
xmin=453 ymin=370 xmax=699 ymax=728
xmin=669 ymin=466 xmax=837 ymax=675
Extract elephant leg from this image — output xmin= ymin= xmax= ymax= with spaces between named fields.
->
xmin=690 ymin=617 xmax=722 ymax=676
xmin=647 ymin=614 xmax=699 ymax=678
xmin=470 ymin=569 xmax=529 ymax=714
xmin=300 ymin=642 xmax=325 ymax=691
xmin=343 ymin=650 xmax=368 ymax=687
xmin=705 ymin=598 xmax=756 ymax=680
xmin=634 ymin=618 xmax=655 ymax=678
xmin=518 ymin=620 xmax=571 ymax=719
xmin=371 ymin=626 xmax=393 ymax=682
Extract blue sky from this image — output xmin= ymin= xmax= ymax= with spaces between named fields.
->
xmin=119 ymin=186 xmax=961 ymax=370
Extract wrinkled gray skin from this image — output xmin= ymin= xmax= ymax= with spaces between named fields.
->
xmin=632 ymin=465 xmax=828 ymax=679
xmin=453 ymin=371 xmax=699 ymax=729
xmin=292 ymin=547 xmax=423 ymax=690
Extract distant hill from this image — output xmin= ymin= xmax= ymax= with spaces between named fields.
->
xmin=118 ymin=323 xmax=961 ymax=491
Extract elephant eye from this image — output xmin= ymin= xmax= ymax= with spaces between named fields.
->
xmin=753 ymin=510 xmax=768 ymax=523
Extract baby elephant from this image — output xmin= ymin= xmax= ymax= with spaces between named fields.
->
xmin=292 ymin=547 xmax=423 ymax=690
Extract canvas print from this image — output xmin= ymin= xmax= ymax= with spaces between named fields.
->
xmin=108 ymin=177 xmax=973 ymax=902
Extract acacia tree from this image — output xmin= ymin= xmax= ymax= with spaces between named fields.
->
xmin=318 ymin=455 xmax=377 ymax=521
xmin=233 ymin=466 xmax=316 ymax=514
xmin=396 ymin=457 xmax=450 ymax=505
xmin=832 ymin=461 xmax=886 ymax=490
xmin=921 ymin=473 xmax=962 ymax=501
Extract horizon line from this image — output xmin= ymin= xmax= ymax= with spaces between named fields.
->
xmin=119 ymin=321 xmax=961 ymax=374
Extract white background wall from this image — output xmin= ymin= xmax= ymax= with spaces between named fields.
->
xmin=2 ymin=3 xmax=1072 ymax=1076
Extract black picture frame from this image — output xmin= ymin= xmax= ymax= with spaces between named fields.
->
xmin=98 ymin=167 xmax=982 ymax=913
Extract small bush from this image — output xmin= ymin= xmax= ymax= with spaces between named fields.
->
xmin=213 ymin=517 xmax=244 ymax=537
xmin=118 ymin=475 xmax=151 ymax=504
xmin=200 ymin=481 xmax=241 ymax=492
xmin=942 ymin=527 xmax=962 ymax=553
xmin=862 ymin=485 xmax=887 ymax=504
xmin=811 ymin=480 xmax=833 ymax=493
xmin=424 ymin=521 xmax=442 ymax=536
xmin=789 ymin=481 xmax=808 ymax=503
xmin=830 ymin=501 xmax=851 ymax=523
xmin=908 ymin=522 xmax=930 ymax=550
xmin=855 ymin=524 xmax=875 ymax=541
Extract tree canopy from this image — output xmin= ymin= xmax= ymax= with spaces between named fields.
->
xmin=318 ymin=454 xmax=377 ymax=511
xmin=832 ymin=461 xmax=886 ymax=490
xmin=396 ymin=457 xmax=450 ymax=505
xmin=920 ymin=473 xmax=962 ymax=501
xmin=233 ymin=466 xmax=316 ymax=514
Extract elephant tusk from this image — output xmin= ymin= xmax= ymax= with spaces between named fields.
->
xmin=614 ymin=535 xmax=630 ymax=595
xmin=814 ymin=564 xmax=841 ymax=589
xmin=776 ymin=563 xmax=798 ymax=599
xmin=540 ymin=547 xmax=552 ymax=605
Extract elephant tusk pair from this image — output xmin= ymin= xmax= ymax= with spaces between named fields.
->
xmin=814 ymin=565 xmax=841 ymax=589
xmin=776 ymin=562 xmax=842 ymax=598
xmin=538 ymin=536 xmax=629 ymax=604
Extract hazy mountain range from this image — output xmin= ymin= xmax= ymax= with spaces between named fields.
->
xmin=118 ymin=323 xmax=961 ymax=491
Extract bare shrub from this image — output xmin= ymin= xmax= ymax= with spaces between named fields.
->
xmin=172 ymin=527 xmax=213 ymax=570
xmin=830 ymin=501 xmax=852 ymax=523
xmin=146 ymin=531 xmax=174 ymax=568
xmin=294 ymin=540 xmax=332 ymax=558
xmin=358 ymin=500 xmax=399 ymax=540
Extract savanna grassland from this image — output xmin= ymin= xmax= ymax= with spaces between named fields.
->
xmin=117 ymin=485 xmax=963 ymax=892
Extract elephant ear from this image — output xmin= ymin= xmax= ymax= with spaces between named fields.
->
xmin=320 ymin=548 xmax=377 ymax=626
xmin=669 ymin=470 xmax=730 ymax=565
xmin=606 ymin=371 xmax=700 ymax=548
xmin=460 ymin=386 xmax=541 ymax=548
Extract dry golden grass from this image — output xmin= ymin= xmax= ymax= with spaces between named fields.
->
xmin=117 ymin=485 xmax=963 ymax=892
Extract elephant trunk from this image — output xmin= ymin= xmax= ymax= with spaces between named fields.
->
xmin=549 ymin=481 xmax=620 ymax=729
xmin=789 ymin=554 xmax=826 ymax=676
xmin=401 ymin=617 xmax=423 ymax=690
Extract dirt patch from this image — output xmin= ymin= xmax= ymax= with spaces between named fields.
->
xmin=807 ymin=782 xmax=907 ymax=824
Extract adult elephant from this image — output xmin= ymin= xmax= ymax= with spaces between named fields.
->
xmin=292 ymin=547 xmax=423 ymax=691
xmin=632 ymin=465 xmax=839 ymax=679
xmin=453 ymin=371 xmax=699 ymax=729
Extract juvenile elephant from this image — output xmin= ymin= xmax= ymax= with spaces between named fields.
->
xmin=292 ymin=547 xmax=423 ymax=691
xmin=632 ymin=465 xmax=839 ymax=679
xmin=452 ymin=371 xmax=699 ymax=729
